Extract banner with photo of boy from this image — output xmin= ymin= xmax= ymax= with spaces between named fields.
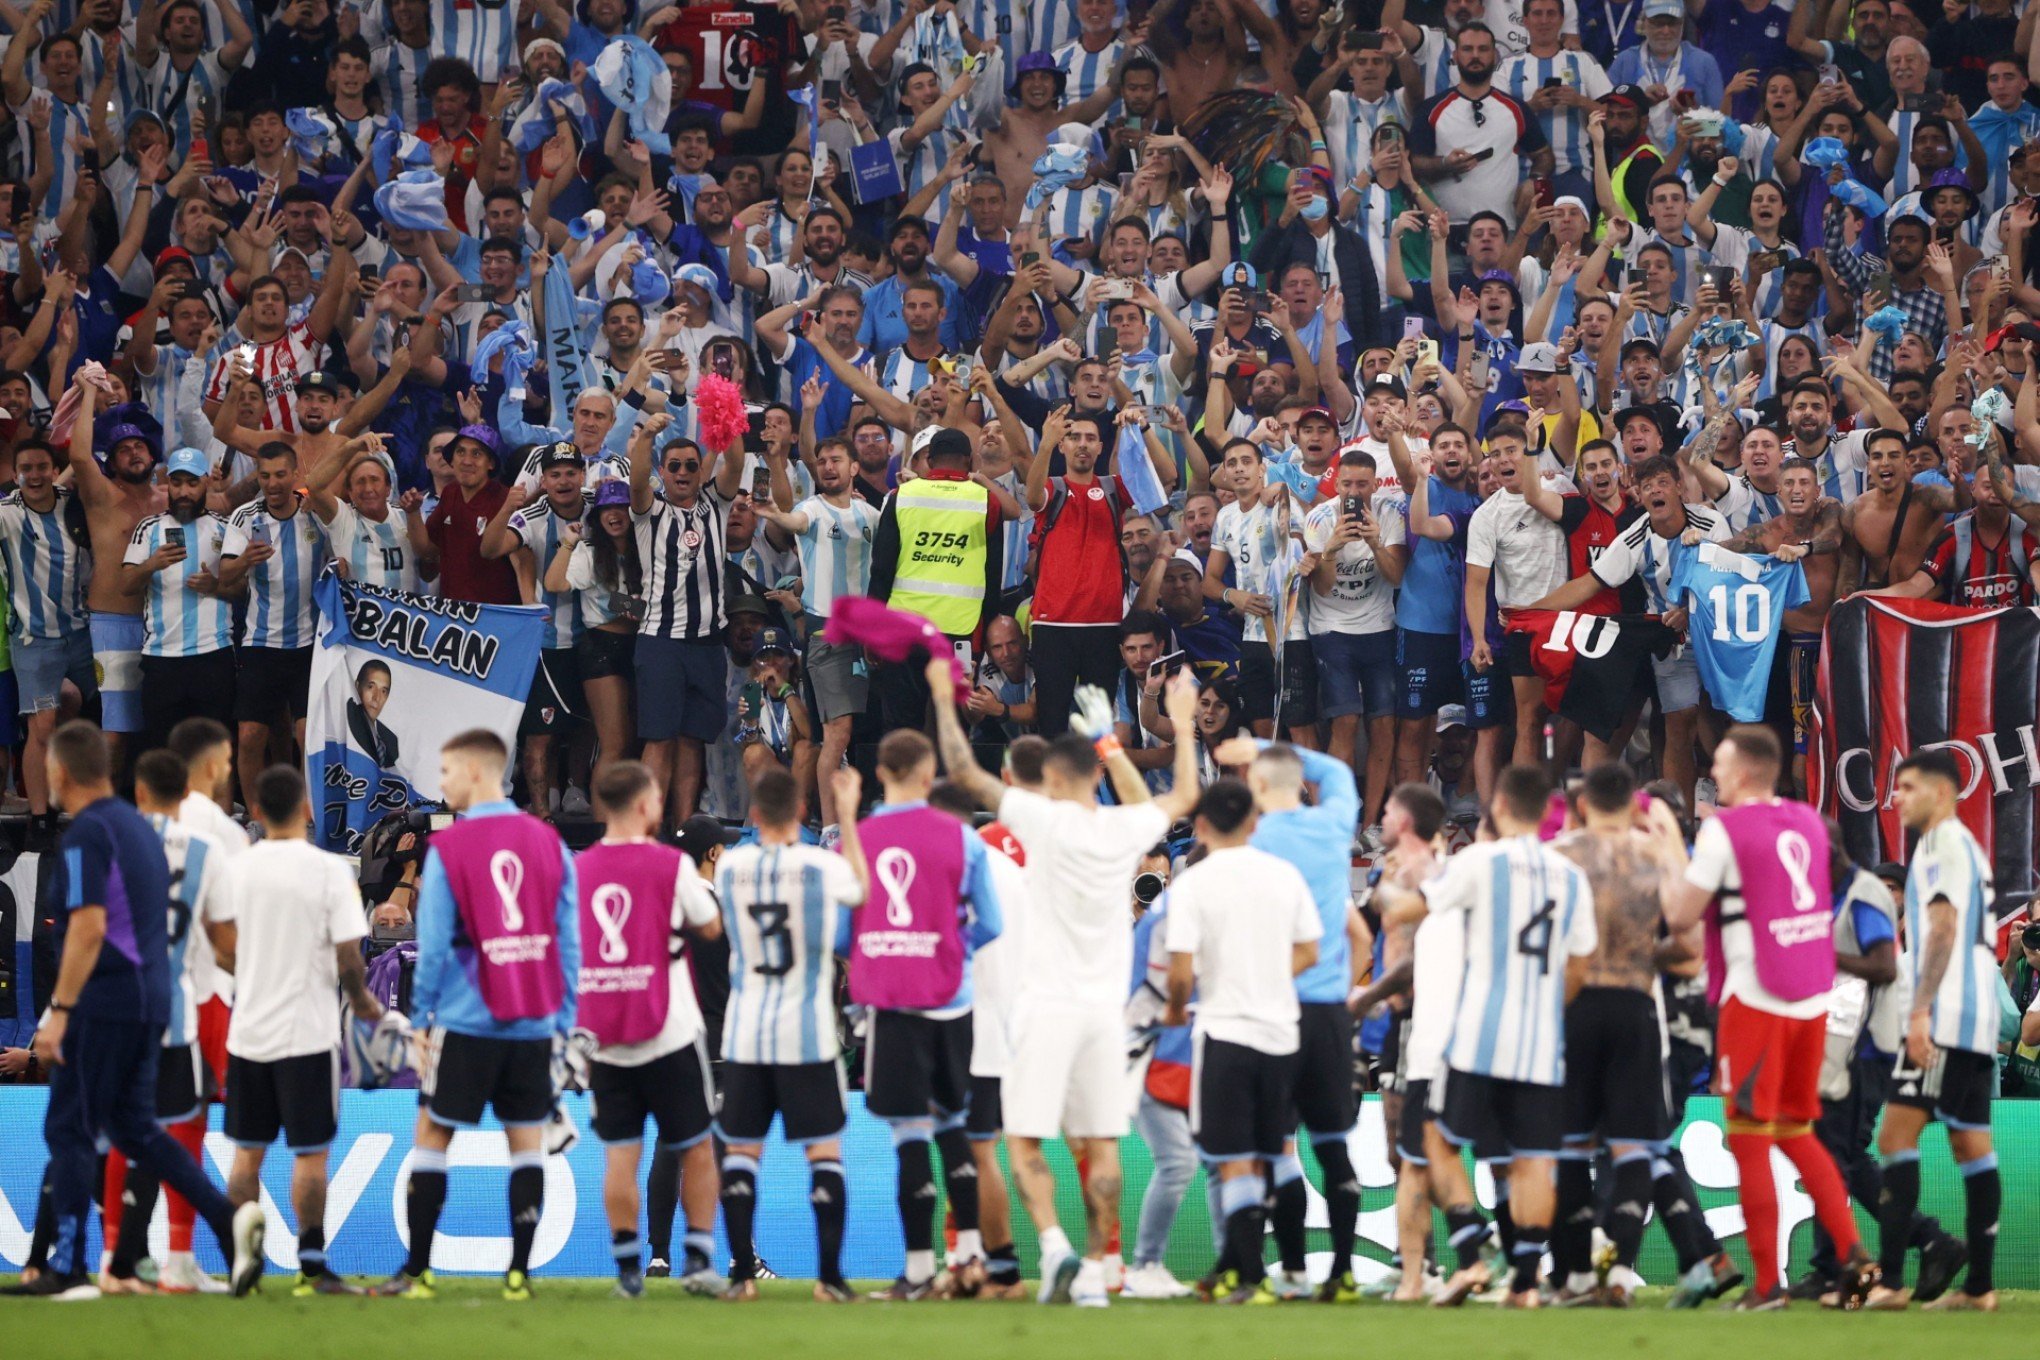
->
xmin=306 ymin=573 xmax=546 ymax=854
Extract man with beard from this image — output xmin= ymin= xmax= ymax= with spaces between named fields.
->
xmin=1409 ymin=24 xmax=1552 ymax=229
xmin=1585 ymin=85 xmax=1668 ymax=225
xmin=67 ymin=384 xmax=167 ymax=778
xmin=211 ymin=355 xmax=412 ymax=492
xmin=594 ymin=299 xmax=646 ymax=391
xmin=1823 ymin=211 xmax=1950 ymax=383
xmin=849 ymin=418 xmax=897 ymax=505
xmin=1204 ymin=438 xmax=1319 ymax=746
xmin=859 ymin=217 xmax=968 ymax=356
xmin=1780 ymin=369 xmax=1908 ymax=502
xmin=1381 ymin=421 xmax=1479 ymax=787
xmin=1465 ymin=428 xmax=1568 ymax=772
xmin=119 ymin=448 xmax=237 ymax=755
xmin=758 ymin=285 xmax=873 ymax=442
xmin=755 ymin=206 xmax=872 ymax=310
xmin=1133 ymin=546 xmax=1242 ymax=683
xmin=1839 ymin=428 xmax=1968 ymax=594
xmin=0 ymin=438 xmax=95 ymax=839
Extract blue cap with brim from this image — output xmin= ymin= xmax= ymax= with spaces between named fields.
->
xmin=165 ymin=447 xmax=210 ymax=480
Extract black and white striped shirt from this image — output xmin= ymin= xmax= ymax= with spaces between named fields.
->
xmin=633 ymin=486 xmax=732 ymax=641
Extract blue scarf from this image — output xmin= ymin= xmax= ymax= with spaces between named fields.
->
xmin=1115 ymin=420 xmax=1169 ymax=516
xmin=542 ymin=254 xmax=596 ymax=423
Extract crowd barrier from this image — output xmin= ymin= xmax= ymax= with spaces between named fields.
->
xmin=1 ymin=1090 xmax=2032 ymax=1284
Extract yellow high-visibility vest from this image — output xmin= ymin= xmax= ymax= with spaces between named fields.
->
xmin=888 ymin=477 xmax=990 ymax=636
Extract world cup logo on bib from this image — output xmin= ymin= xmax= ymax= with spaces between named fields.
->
xmin=1777 ymin=830 xmax=1816 ymax=913
xmin=875 ymin=846 xmax=917 ymax=927
xmin=591 ymin=883 xmax=634 ymax=964
xmin=491 ymin=850 xmax=526 ymax=932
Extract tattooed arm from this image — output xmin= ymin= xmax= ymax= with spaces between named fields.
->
xmin=1982 ymin=426 xmax=2040 ymax=529
xmin=1680 ymin=410 xmax=1735 ymax=500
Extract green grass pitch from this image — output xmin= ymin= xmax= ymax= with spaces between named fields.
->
xmin=1 ymin=1278 xmax=2026 ymax=1359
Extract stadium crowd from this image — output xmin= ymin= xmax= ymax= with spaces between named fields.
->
xmin=0 ymin=0 xmax=2038 ymax=1322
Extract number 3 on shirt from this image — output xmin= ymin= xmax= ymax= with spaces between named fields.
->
xmin=1705 ymin=581 xmax=1772 ymax=642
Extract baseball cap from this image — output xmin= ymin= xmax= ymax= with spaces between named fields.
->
xmin=153 ymin=245 xmax=196 ymax=274
xmin=674 ymin=262 xmax=720 ymax=297
xmin=1601 ymin=83 xmax=1653 ymax=108
xmin=1436 ymin=704 xmax=1468 ymax=732
xmin=297 ymin=370 xmax=345 ymax=397
xmin=1642 ymin=0 xmax=1684 ymax=17
xmin=1476 ymin=268 xmax=1521 ymax=300
xmin=914 ymin=427 xmax=974 ymax=463
xmin=592 ymin=478 xmax=632 ymax=508
xmin=674 ymin=814 xmax=730 ymax=864
xmin=536 ymin=440 xmax=582 ymax=470
xmin=1365 ymin=373 xmax=1408 ymax=401
xmin=1297 ymin=405 xmax=1338 ymax=427
xmin=1220 ymin=261 xmax=1259 ymax=293
xmin=728 ymin=592 xmax=771 ymax=618
xmin=164 ymin=446 xmax=210 ymax=480
xmin=1518 ymin=341 xmax=1563 ymax=374
xmin=755 ymin=627 xmax=795 ymax=657
xmin=1167 ymin=547 xmax=1203 ymax=572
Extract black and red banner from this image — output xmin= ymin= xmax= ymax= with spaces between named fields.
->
xmin=1810 ymin=596 xmax=2039 ymax=931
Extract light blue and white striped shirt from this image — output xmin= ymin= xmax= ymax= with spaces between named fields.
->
xmin=0 ymin=488 xmax=87 ymax=641
xmin=1905 ymin=818 xmax=2001 ymax=1058
xmin=717 ymin=842 xmax=863 ymax=1065
xmin=223 ymin=495 xmax=327 ymax=650
xmin=1051 ymin=35 xmax=1122 ymax=112
xmin=125 ymin=512 xmax=234 ymax=658
xmin=1426 ymin=834 xmax=1594 ymax=1087
xmin=432 ymin=0 xmax=519 ymax=83
xmin=373 ymin=40 xmax=435 ymax=132
xmin=1323 ymin=90 xmax=1405 ymax=195
xmin=322 ymin=501 xmax=420 ymax=595
xmin=150 ymin=811 xmax=227 ymax=1050
xmin=792 ymin=494 xmax=880 ymax=618
xmin=1495 ymin=48 xmax=1609 ymax=175
xmin=136 ymin=51 xmax=230 ymax=163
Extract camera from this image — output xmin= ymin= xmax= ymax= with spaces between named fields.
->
xmin=357 ymin=802 xmax=451 ymax=903
xmin=2023 ymin=922 xmax=2040 ymax=951
xmin=1133 ymin=872 xmax=1166 ymax=906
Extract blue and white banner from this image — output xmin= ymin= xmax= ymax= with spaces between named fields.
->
xmin=306 ymin=575 xmax=545 ymax=854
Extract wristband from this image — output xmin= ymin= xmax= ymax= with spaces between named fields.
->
xmin=1093 ymin=734 xmax=1124 ymax=761
xmin=1309 ymin=139 xmax=1327 ymax=152
xmin=622 ymin=387 xmax=648 ymax=410
xmin=1712 ymin=173 xmax=1733 ymax=187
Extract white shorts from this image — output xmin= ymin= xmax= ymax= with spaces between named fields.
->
xmin=1001 ymin=1001 xmax=1129 ymax=1141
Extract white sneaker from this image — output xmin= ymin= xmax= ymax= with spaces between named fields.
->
xmin=1071 ymin=1259 xmax=1110 ymax=1308
xmin=1037 ymin=1245 xmax=1079 ymax=1304
xmin=158 ymin=1251 xmax=229 ymax=1295
xmin=1102 ymin=1252 xmax=1124 ymax=1294
xmin=1120 ymin=1263 xmax=1192 ymax=1300
xmin=230 ymin=1202 xmax=266 ymax=1297
xmin=1271 ymin=1267 xmax=1312 ymax=1301
xmin=560 ymin=787 xmax=591 ymax=819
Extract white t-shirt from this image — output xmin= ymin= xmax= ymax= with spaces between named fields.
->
xmin=1303 ymin=496 xmax=1404 ymax=636
xmin=1683 ymin=813 xmax=1829 ymax=1021
xmin=1212 ymin=492 xmax=1308 ymax=644
xmin=594 ymin=843 xmax=723 ymax=1067
xmin=1404 ymin=902 xmax=1466 ymax=1085
xmin=997 ymin=787 xmax=1170 ymax=1010
xmin=221 ymin=840 xmax=368 ymax=1062
xmin=1466 ymin=487 xmax=1568 ymax=608
xmin=970 ymin=838 xmax=1031 ymax=1078
xmin=1164 ymin=845 xmax=1322 ymax=1055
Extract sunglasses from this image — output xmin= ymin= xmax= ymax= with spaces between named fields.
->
xmin=666 ymin=459 xmax=700 ymax=472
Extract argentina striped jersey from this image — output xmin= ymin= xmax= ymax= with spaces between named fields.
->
xmin=0 ymin=487 xmax=87 ymax=640
xmin=223 ymin=495 xmax=327 ymax=649
xmin=717 ymin=842 xmax=863 ymax=1065
xmin=125 ymin=513 xmax=234 ymax=657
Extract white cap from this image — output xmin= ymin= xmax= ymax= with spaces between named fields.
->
xmin=1436 ymin=704 xmax=1468 ymax=732
xmin=1055 ymin=121 xmax=1094 ymax=152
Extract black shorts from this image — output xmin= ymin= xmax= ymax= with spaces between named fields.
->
xmin=519 ymin=648 xmax=583 ymax=736
xmin=577 ymin=626 xmax=636 ymax=682
xmin=1562 ymin=988 xmax=1669 ymax=1145
xmin=157 ymin=1042 xmax=214 ymax=1124
xmin=966 ymin=1073 xmax=1003 ymax=1140
xmin=1238 ymin=638 xmax=1319 ymax=729
xmin=1502 ymin=630 xmax=1539 ymax=680
xmin=1292 ymin=1003 xmax=1358 ymax=1136
xmin=1664 ymin=1037 xmax=1709 ymax=1131
xmin=140 ymin=651 xmax=237 ymax=749
xmin=1398 ymin=1077 xmax=1433 ymax=1165
xmin=1890 ymin=1045 xmax=1996 ymax=1131
xmin=862 ymin=1011 xmax=973 ymax=1122
xmin=589 ymin=1039 xmax=716 ymax=1147
xmin=717 ymin=1059 xmax=848 ymax=1144
xmin=1193 ymin=1034 xmax=1299 ymax=1159
xmin=1397 ymin=629 xmax=1465 ymax=719
xmin=1431 ymin=1066 xmax=1563 ymax=1161
xmin=420 ymin=1029 xmax=554 ymax=1128
xmin=233 ymin=645 xmax=315 ymax=724
xmin=224 ymin=1050 xmax=339 ymax=1151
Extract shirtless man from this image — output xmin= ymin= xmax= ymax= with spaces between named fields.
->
xmin=1839 ymin=428 xmax=1969 ymax=595
xmin=1549 ymin=762 xmax=1687 ymax=1307
xmin=1149 ymin=0 xmax=1245 ymax=122
xmin=981 ymin=54 xmax=1118 ymax=225
xmin=210 ymin=349 xmax=412 ymax=498
xmin=67 ymin=379 xmax=167 ymax=779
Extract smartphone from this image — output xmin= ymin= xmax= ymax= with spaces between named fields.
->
xmin=1402 ymin=316 xmax=1427 ymax=343
xmin=1376 ymin=121 xmax=1404 ymax=145
xmin=820 ymin=77 xmax=842 ymax=105
xmin=1126 ymin=115 xmax=1143 ymax=133
xmin=1534 ymin=176 xmax=1555 ymax=208
xmin=1415 ymin=336 xmax=1441 ymax=368
xmin=824 ymin=3 xmax=845 ymax=19
xmin=1819 ymin=63 xmax=1843 ymax=85
xmin=751 ymin=464 xmax=772 ymax=499
xmin=1705 ymin=265 xmax=1736 ymax=299
xmin=711 ymin=346 xmax=737 ymax=379
xmin=739 ymin=680 xmax=764 ymax=717
xmin=1096 ymin=276 xmax=1134 ymax=302
xmin=455 ymin=283 xmax=492 ymax=303
xmin=248 ymin=520 xmax=269 ymax=546
xmin=164 ymin=524 xmax=185 ymax=550
xmin=1468 ymin=146 xmax=1496 ymax=163
xmin=1868 ymin=268 xmax=1893 ymax=298
xmin=1542 ymin=77 xmax=1565 ymax=90
xmin=1020 ymin=250 xmax=1041 ymax=269
xmin=359 ymin=264 xmax=379 ymax=284
xmin=1748 ymin=249 xmax=1782 ymax=276
xmin=1468 ymin=351 xmax=1493 ymax=391
xmin=1341 ymin=494 xmax=1365 ymax=522
xmin=195 ymin=92 xmax=216 ymax=163
xmin=1147 ymin=650 xmax=1187 ymax=679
